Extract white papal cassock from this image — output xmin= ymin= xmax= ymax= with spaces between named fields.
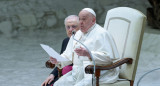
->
xmin=54 ymin=23 xmax=119 ymax=86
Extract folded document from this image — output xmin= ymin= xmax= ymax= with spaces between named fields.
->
xmin=40 ymin=44 xmax=69 ymax=61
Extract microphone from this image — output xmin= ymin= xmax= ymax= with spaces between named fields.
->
xmin=72 ymin=31 xmax=96 ymax=86
xmin=72 ymin=31 xmax=76 ymax=35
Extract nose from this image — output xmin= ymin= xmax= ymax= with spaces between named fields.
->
xmin=68 ymin=28 xmax=72 ymax=31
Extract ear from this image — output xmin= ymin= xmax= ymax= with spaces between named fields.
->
xmin=92 ymin=17 xmax=96 ymax=23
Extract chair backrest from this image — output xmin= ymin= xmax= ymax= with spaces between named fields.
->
xmin=104 ymin=7 xmax=146 ymax=81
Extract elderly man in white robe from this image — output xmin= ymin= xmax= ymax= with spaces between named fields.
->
xmin=50 ymin=8 xmax=119 ymax=86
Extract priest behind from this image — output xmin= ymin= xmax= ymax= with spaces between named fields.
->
xmin=50 ymin=8 xmax=120 ymax=86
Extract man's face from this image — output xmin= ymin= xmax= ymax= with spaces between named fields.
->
xmin=65 ymin=18 xmax=79 ymax=37
xmin=79 ymin=10 xmax=95 ymax=33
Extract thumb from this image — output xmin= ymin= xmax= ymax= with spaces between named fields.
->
xmin=80 ymin=46 xmax=83 ymax=49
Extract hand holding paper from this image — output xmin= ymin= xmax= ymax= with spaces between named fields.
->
xmin=49 ymin=57 xmax=58 ymax=64
xmin=40 ymin=44 xmax=69 ymax=61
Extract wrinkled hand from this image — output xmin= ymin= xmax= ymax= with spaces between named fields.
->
xmin=41 ymin=74 xmax=55 ymax=86
xmin=49 ymin=57 xmax=58 ymax=64
xmin=74 ymin=46 xmax=90 ymax=58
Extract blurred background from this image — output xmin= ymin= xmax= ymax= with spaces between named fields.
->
xmin=0 ymin=0 xmax=160 ymax=86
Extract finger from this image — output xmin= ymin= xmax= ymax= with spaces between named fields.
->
xmin=74 ymin=48 xmax=79 ymax=51
xmin=75 ymin=48 xmax=82 ymax=52
xmin=76 ymin=52 xmax=81 ymax=56
xmin=42 ymin=82 xmax=46 ymax=86
xmin=44 ymin=79 xmax=50 ymax=86
xmin=41 ymin=82 xmax=45 ymax=86
xmin=42 ymin=80 xmax=48 ymax=86
xmin=75 ymin=46 xmax=82 ymax=50
xmin=48 ymin=78 xmax=53 ymax=84
xmin=75 ymin=50 xmax=80 ymax=54
xmin=74 ymin=49 xmax=77 ymax=52
xmin=80 ymin=46 xmax=83 ymax=49
xmin=44 ymin=81 xmax=48 ymax=86
xmin=74 ymin=49 xmax=79 ymax=53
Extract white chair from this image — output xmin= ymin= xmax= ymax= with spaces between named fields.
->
xmin=85 ymin=7 xmax=146 ymax=86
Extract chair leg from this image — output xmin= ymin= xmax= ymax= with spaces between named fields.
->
xmin=96 ymin=76 xmax=99 ymax=86
xmin=130 ymin=80 xmax=134 ymax=86
xmin=95 ymin=70 xmax=100 ymax=86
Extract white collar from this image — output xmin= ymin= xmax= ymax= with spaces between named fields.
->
xmin=82 ymin=23 xmax=96 ymax=35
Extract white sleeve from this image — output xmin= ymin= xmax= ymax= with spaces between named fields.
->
xmin=79 ymin=31 xmax=114 ymax=66
xmin=57 ymin=37 xmax=73 ymax=69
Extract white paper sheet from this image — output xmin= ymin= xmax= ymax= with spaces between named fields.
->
xmin=40 ymin=44 xmax=69 ymax=61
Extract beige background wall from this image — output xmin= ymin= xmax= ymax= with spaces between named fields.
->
xmin=0 ymin=0 xmax=150 ymax=37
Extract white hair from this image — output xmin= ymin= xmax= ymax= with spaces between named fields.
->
xmin=64 ymin=15 xmax=79 ymax=26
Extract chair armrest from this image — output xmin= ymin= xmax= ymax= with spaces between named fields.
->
xmin=45 ymin=60 xmax=55 ymax=69
xmin=85 ymin=58 xmax=133 ymax=74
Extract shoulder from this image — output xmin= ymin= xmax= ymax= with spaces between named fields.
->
xmin=74 ymin=30 xmax=82 ymax=38
xmin=94 ymin=24 xmax=108 ymax=35
xmin=93 ymin=24 xmax=112 ymax=41
xmin=62 ymin=37 xmax=70 ymax=43
xmin=63 ymin=37 xmax=69 ymax=41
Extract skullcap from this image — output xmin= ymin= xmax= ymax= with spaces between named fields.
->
xmin=82 ymin=8 xmax=96 ymax=17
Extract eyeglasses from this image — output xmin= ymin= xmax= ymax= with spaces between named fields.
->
xmin=66 ymin=25 xmax=78 ymax=30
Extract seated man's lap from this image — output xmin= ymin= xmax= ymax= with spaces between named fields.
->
xmin=54 ymin=72 xmax=93 ymax=86
xmin=54 ymin=71 xmax=75 ymax=86
xmin=74 ymin=76 xmax=92 ymax=86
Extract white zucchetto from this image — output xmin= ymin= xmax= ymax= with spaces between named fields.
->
xmin=82 ymin=8 xmax=96 ymax=17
